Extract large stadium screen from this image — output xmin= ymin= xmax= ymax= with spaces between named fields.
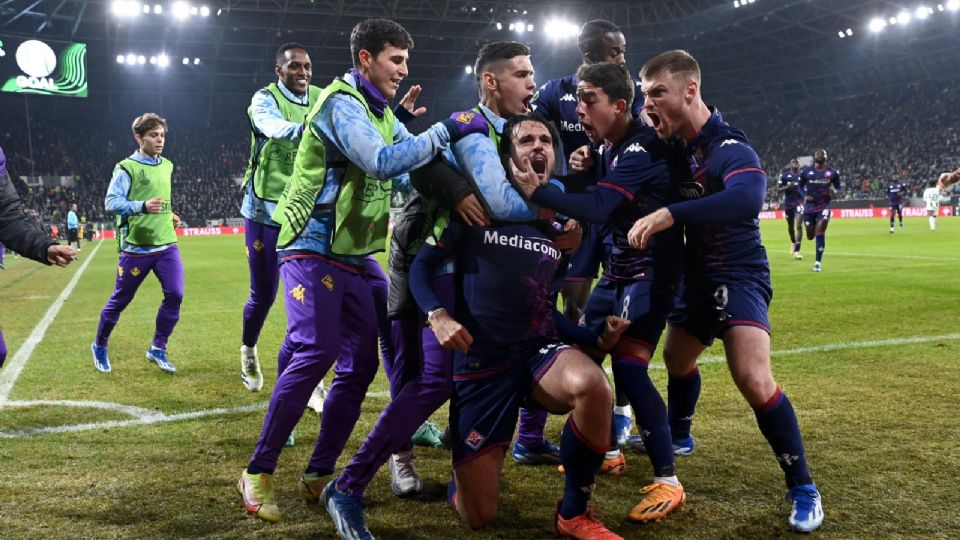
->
xmin=0 ymin=37 xmax=87 ymax=97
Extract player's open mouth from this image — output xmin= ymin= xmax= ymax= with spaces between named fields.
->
xmin=581 ymin=120 xmax=595 ymax=138
xmin=529 ymin=154 xmax=548 ymax=180
xmin=522 ymin=94 xmax=533 ymax=110
xmin=296 ymin=77 xmax=308 ymax=85
xmin=647 ymin=111 xmax=663 ymax=131
xmin=390 ymin=78 xmax=403 ymax=89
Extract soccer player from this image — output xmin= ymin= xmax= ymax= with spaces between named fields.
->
xmin=0 ymin=144 xmax=77 ymax=367
xmin=238 ymin=42 xmax=321 ymax=393
xmin=886 ymin=178 xmax=906 ymax=233
xmin=628 ymin=50 xmax=824 ymax=533
xmin=516 ymin=62 xmax=687 ymax=523
xmin=236 ymin=18 xmax=488 ymax=527
xmin=925 ymin=177 xmax=945 ymax=231
xmin=531 ymin=18 xmax=645 ymax=450
xmin=444 ymin=41 xmax=569 ymax=466
xmin=67 ymin=203 xmax=81 ymax=250
xmin=91 ymin=113 xmax=183 ymax=374
xmin=798 ymin=149 xmax=840 ymax=272
xmin=777 ymin=159 xmax=804 ymax=258
xmin=412 ymin=113 xmax=625 ymax=539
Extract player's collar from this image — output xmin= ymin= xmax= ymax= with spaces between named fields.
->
xmin=275 ymin=78 xmax=309 ymax=105
xmin=476 ymin=103 xmax=506 ymax=133
xmin=132 ymin=150 xmax=162 ymax=165
xmin=347 ymin=69 xmax=389 ymax=117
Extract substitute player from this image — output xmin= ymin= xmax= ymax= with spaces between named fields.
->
xmin=516 ymin=63 xmax=687 ymax=523
xmin=236 ymin=18 xmax=488 ymax=527
xmin=91 ymin=113 xmax=183 ymax=374
xmin=412 ymin=114 xmax=625 ymax=539
xmin=531 ymin=18 xmax=645 ymax=449
xmin=628 ymin=50 xmax=824 ymax=533
xmin=886 ymin=178 xmax=906 ymax=233
xmin=777 ymin=159 xmax=804 ymax=258
xmin=799 ymin=149 xmax=840 ymax=272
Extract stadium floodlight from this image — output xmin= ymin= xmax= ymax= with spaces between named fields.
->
xmin=154 ymin=4 xmax=162 ymax=14
xmin=527 ymin=24 xmax=534 ymax=31
xmin=116 ymin=55 xmax=125 ymax=64
xmin=182 ymin=57 xmax=189 ymax=65
xmin=938 ymin=4 xmax=945 ymax=11
xmin=200 ymin=6 xmax=210 ymax=17
xmin=137 ymin=55 xmax=146 ymax=64
xmin=514 ymin=21 xmax=525 ymax=33
xmin=734 ymin=1 xmax=740 ymax=8
xmin=889 ymin=16 xmax=898 ymax=24
xmin=897 ymin=11 xmax=911 ymax=24
xmin=149 ymin=55 xmax=157 ymax=64
xmin=464 ymin=65 xmax=473 ymax=74
xmin=126 ymin=53 xmax=137 ymax=64
xmin=846 ymin=28 xmax=853 ymax=36
xmin=111 ymin=0 xmax=140 ymax=17
xmin=508 ymin=23 xmax=515 ymax=30
xmin=838 ymin=31 xmax=845 ymax=38
xmin=948 ymin=0 xmax=960 ymax=11
xmin=916 ymin=6 xmax=930 ymax=19
xmin=173 ymin=1 xmax=190 ymax=19
xmin=190 ymin=6 xmax=198 ymax=15
xmin=496 ymin=22 xmax=502 ymax=30
xmin=868 ymin=18 xmax=887 ymax=32
xmin=544 ymin=19 xmax=580 ymax=40
xmin=142 ymin=3 xmax=150 ymax=13
xmin=193 ymin=57 xmax=200 ymax=65
xmin=158 ymin=54 xmax=169 ymax=67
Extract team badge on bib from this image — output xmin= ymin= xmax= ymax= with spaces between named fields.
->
xmin=321 ymin=274 xmax=334 ymax=292
xmin=253 ymin=239 xmax=264 ymax=252
xmin=456 ymin=112 xmax=476 ymax=124
xmin=130 ymin=267 xmax=141 ymax=277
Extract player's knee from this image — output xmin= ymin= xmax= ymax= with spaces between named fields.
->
xmin=734 ymin=369 xmax=776 ymax=406
xmin=163 ymin=288 xmax=184 ymax=305
xmin=570 ymin=364 xmax=612 ymax=406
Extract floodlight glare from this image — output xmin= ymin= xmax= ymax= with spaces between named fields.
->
xmin=846 ymin=28 xmax=853 ymax=36
xmin=838 ymin=31 xmax=845 ymax=38
xmin=916 ymin=6 xmax=930 ymax=19
xmin=193 ymin=57 xmax=200 ymax=65
xmin=116 ymin=55 xmax=125 ymax=64
xmin=496 ymin=22 xmax=502 ymax=30
xmin=514 ymin=21 xmax=525 ymax=33
xmin=868 ymin=18 xmax=887 ymax=32
xmin=154 ymin=4 xmax=162 ymax=14
xmin=126 ymin=53 xmax=137 ymax=64
xmin=897 ymin=11 xmax=911 ymax=24
xmin=182 ymin=57 xmax=190 ymax=65
xmin=200 ymin=6 xmax=210 ymax=16
xmin=142 ymin=4 xmax=150 ymax=13
xmin=137 ymin=55 xmax=146 ymax=64
xmin=948 ymin=0 xmax=960 ymax=11
xmin=173 ymin=1 xmax=190 ymax=19
xmin=149 ymin=56 xmax=157 ymax=64
xmin=158 ymin=54 xmax=169 ymax=67
xmin=464 ymin=65 xmax=473 ymax=74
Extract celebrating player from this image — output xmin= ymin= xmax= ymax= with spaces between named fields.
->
xmin=0 ymin=145 xmax=77 ymax=367
xmin=531 ymin=18 xmax=645 ymax=450
xmin=886 ymin=178 xmax=906 ymax=233
xmin=798 ymin=149 xmax=840 ymax=272
xmin=628 ymin=50 xmax=824 ymax=533
xmin=777 ymin=159 xmax=804 ymax=258
xmin=412 ymin=114 xmax=625 ymax=539
xmin=236 ymin=18 xmax=488 ymax=529
xmin=516 ymin=62 xmax=688 ymax=523
xmin=91 ymin=113 xmax=183 ymax=374
xmin=238 ymin=43 xmax=321 ymax=395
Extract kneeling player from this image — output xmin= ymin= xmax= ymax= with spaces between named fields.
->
xmin=412 ymin=116 xmax=624 ymax=539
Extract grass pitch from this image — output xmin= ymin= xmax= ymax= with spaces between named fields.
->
xmin=1 ymin=217 xmax=958 ymax=539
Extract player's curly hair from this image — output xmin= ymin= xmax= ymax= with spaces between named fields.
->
xmin=350 ymin=19 xmax=414 ymax=69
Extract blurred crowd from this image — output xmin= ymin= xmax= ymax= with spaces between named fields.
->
xmin=3 ymin=81 xmax=959 ymax=233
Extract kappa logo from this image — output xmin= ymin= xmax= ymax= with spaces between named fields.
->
xmin=244 ymin=246 xmax=250 ymax=259
xmin=456 ymin=111 xmax=476 ymax=124
xmin=253 ymin=239 xmax=264 ymax=252
xmin=778 ymin=453 xmax=800 ymax=467
xmin=321 ymin=274 xmax=334 ymax=292
xmin=719 ymin=139 xmax=741 ymax=147
xmin=625 ymin=143 xmax=647 ymax=153
xmin=464 ymin=429 xmax=485 ymax=450
xmin=117 ymin=266 xmax=124 ymax=277
xmin=560 ymin=93 xmax=576 ymax=102
xmin=290 ymin=284 xmax=307 ymax=304
xmin=130 ymin=267 xmax=141 ymax=277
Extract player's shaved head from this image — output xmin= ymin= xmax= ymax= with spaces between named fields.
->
xmin=640 ymin=49 xmax=701 ymax=85
xmin=350 ymin=18 xmax=414 ymax=69
xmin=474 ymin=41 xmax=531 ymax=83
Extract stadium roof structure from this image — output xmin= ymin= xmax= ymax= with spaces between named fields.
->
xmin=3 ymin=0 xmax=960 ymax=115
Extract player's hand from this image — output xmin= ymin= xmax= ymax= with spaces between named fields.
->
xmin=597 ymin=316 xmax=631 ymax=351
xmin=398 ymin=85 xmax=427 ymax=117
xmin=145 ymin=197 xmax=165 ymax=213
xmin=172 ymin=213 xmax=182 ymax=228
xmin=569 ymin=145 xmax=594 ymax=173
xmin=804 ymin=195 xmax=814 ymax=203
xmin=455 ymin=194 xmax=491 ymax=226
xmin=555 ymin=219 xmax=582 ymax=255
xmin=628 ymin=208 xmax=674 ymax=250
xmin=47 ymin=244 xmax=77 ymax=267
xmin=428 ymin=309 xmax=473 ymax=352
xmin=509 ymin=155 xmax=541 ymax=198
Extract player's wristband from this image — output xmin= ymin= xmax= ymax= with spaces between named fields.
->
xmin=426 ymin=307 xmax=444 ymax=328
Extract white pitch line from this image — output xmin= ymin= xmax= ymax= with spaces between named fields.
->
xmin=0 ymin=240 xmax=103 ymax=406
xmin=5 ymin=399 xmax=158 ymax=417
xmin=827 ymin=251 xmax=960 ymax=262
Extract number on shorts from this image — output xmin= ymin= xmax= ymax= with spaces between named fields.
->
xmin=621 ymin=295 xmax=631 ymax=319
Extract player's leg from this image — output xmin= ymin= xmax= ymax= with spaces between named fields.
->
xmin=92 ymin=252 xmax=151 ymax=372
xmin=452 ymin=450 xmax=507 ymax=529
xmin=239 ymin=258 xmax=345 ymax=523
xmin=529 ymin=347 xmax=621 ymax=536
xmin=721 ymin=325 xmax=822 ymax=532
xmin=240 ymin=219 xmax=281 ymax=391
xmin=794 ymin=210 xmax=805 ymax=257
xmin=803 ymin=212 xmax=817 ymax=241
xmin=889 ymin=206 xmax=896 ymax=232
xmin=662 ymin=324 xmax=707 ymax=455
xmin=928 ymin=209 xmax=937 ymax=230
xmin=813 ymin=213 xmax=830 ymax=271
xmin=331 ymin=274 xmax=456 ymax=502
xmin=785 ymin=209 xmax=797 ymax=251
xmin=897 ymin=205 xmax=904 ymax=228
xmin=0 ymin=329 xmax=7 ymax=368
xmin=146 ymin=245 xmax=185 ymax=372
